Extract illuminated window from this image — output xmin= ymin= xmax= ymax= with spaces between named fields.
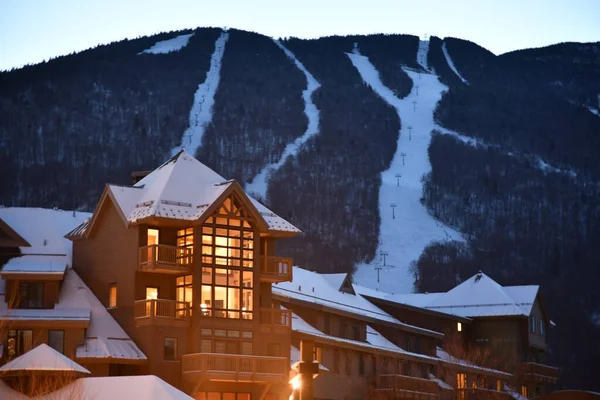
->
xmin=176 ymin=228 xmax=194 ymax=265
xmin=108 ymin=283 xmax=117 ymax=308
xmin=521 ymin=385 xmax=528 ymax=398
xmin=496 ymin=380 xmax=502 ymax=392
xmin=199 ymin=195 xmax=255 ymax=320
xmin=176 ymin=275 xmax=193 ymax=317
xmin=146 ymin=287 xmax=158 ymax=300
xmin=457 ymin=373 xmax=466 ymax=388
xmin=457 ymin=322 xmax=462 ymax=332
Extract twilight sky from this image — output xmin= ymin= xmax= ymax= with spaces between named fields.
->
xmin=1 ymin=0 xmax=599 ymax=71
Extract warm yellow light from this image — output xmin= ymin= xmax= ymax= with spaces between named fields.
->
xmin=200 ymin=303 xmax=207 ymax=309
xmin=290 ymin=375 xmax=302 ymax=390
xmin=457 ymin=322 xmax=462 ymax=332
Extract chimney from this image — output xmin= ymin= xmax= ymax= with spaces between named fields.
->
xmin=131 ymin=171 xmax=151 ymax=185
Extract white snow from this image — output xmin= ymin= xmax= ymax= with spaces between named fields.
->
xmin=42 ymin=375 xmax=193 ymax=400
xmin=442 ymin=42 xmax=469 ymax=85
xmin=139 ymin=33 xmax=194 ymax=55
xmin=0 ymin=343 xmax=90 ymax=374
xmin=246 ymin=39 xmax=321 ymax=200
xmin=346 ymin=44 xmax=464 ymax=294
xmin=57 ymin=269 xmax=147 ymax=362
xmin=416 ymin=39 xmax=430 ymax=71
xmin=172 ymin=31 xmax=229 ymax=157
xmin=1 ymin=254 xmax=68 ymax=275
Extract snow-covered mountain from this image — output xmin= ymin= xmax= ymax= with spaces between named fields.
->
xmin=1 ymin=28 xmax=600 ymax=391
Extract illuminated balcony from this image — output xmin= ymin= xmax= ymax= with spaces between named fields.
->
xmin=133 ymin=299 xmax=191 ymax=328
xmin=519 ymin=362 xmax=558 ymax=383
xmin=138 ymin=244 xmax=192 ymax=274
xmin=259 ymin=308 xmax=291 ymax=333
xmin=259 ymin=256 xmax=293 ymax=282
xmin=375 ymin=374 xmax=439 ymax=399
xmin=181 ymin=353 xmax=288 ymax=383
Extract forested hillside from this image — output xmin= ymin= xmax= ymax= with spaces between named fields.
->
xmin=0 ymin=27 xmax=599 ymax=390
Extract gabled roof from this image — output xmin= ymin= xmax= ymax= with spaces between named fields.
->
xmin=322 ymin=273 xmax=354 ymax=294
xmin=0 ymin=217 xmax=30 ymax=247
xmin=41 ymin=375 xmax=193 ymax=400
xmin=274 ymin=267 xmax=442 ymax=338
xmin=0 ymin=343 xmax=90 ymax=374
xmin=423 ymin=272 xmax=537 ymax=318
xmin=56 ymin=270 xmax=147 ymax=362
xmin=0 ymin=207 xmax=91 ymax=258
xmin=80 ymin=151 xmax=300 ymax=237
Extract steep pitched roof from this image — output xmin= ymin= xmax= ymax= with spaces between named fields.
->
xmin=56 ymin=269 xmax=146 ymax=362
xmin=0 ymin=343 xmax=90 ymax=374
xmin=81 ymin=151 xmax=300 ymax=236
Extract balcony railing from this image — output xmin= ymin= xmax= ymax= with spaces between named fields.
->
xmin=456 ymin=389 xmax=513 ymax=400
xmin=260 ymin=308 xmax=291 ymax=332
xmin=138 ymin=244 xmax=192 ymax=274
xmin=519 ymin=362 xmax=558 ymax=382
xmin=133 ymin=299 xmax=191 ymax=328
xmin=182 ymin=353 xmax=288 ymax=383
xmin=376 ymin=374 xmax=440 ymax=399
xmin=259 ymin=256 xmax=293 ymax=282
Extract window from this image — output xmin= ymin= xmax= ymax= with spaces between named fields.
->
xmin=496 ymin=380 xmax=502 ymax=392
xmin=198 ymin=329 xmax=252 ymax=355
xmin=146 ymin=287 xmax=158 ymax=300
xmin=18 ymin=282 xmax=44 ymax=309
xmin=164 ymin=338 xmax=177 ymax=361
xmin=313 ymin=346 xmax=323 ymax=363
xmin=521 ymin=385 xmax=528 ymax=399
xmin=176 ymin=275 xmax=193 ymax=316
xmin=199 ymin=195 xmax=255 ymax=320
xmin=530 ymin=316 xmax=536 ymax=333
xmin=457 ymin=322 xmax=462 ymax=332
xmin=177 ymin=228 xmax=194 ymax=264
xmin=7 ymin=330 xmax=33 ymax=358
xmin=48 ymin=330 xmax=64 ymax=354
xmin=108 ymin=283 xmax=117 ymax=308
xmin=196 ymin=393 xmax=250 ymax=400
xmin=539 ymin=320 xmax=545 ymax=336
xmin=456 ymin=373 xmax=467 ymax=389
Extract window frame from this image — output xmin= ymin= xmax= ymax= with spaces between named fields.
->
xmin=163 ymin=337 xmax=178 ymax=361
xmin=48 ymin=330 xmax=65 ymax=354
xmin=530 ymin=316 xmax=536 ymax=333
xmin=18 ymin=282 xmax=44 ymax=309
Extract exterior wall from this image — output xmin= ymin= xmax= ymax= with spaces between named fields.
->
xmin=527 ymin=300 xmax=546 ymax=352
xmin=467 ymin=318 xmax=523 ymax=371
xmin=72 ymin=197 xmax=138 ymax=337
xmin=5 ymin=279 xmax=61 ymax=309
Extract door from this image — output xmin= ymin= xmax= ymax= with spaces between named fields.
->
xmin=147 ymin=229 xmax=159 ymax=262
xmin=146 ymin=287 xmax=158 ymax=316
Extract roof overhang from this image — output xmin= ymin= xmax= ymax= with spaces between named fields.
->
xmin=0 ymin=271 xmax=65 ymax=281
xmin=0 ymin=217 xmax=30 ymax=247
xmin=363 ymin=295 xmax=472 ymax=323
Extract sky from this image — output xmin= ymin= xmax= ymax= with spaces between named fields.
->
xmin=1 ymin=0 xmax=599 ymax=71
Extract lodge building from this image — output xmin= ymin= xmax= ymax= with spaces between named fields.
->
xmin=0 ymin=151 xmax=558 ymax=400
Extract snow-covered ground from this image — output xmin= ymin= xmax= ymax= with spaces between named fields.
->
xmin=416 ymin=39 xmax=430 ymax=71
xmin=442 ymin=42 xmax=469 ymax=84
xmin=171 ymin=31 xmax=229 ymax=156
xmin=245 ymin=40 xmax=321 ymax=200
xmin=139 ymin=33 xmax=194 ymax=55
xmin=347 ymin=42 xmax=463 ymax=294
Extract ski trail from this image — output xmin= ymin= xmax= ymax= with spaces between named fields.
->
xmin=442 ymin=42 xmax=469 ymax=85
xmin=347 ymin=43 xmax=463 ymax=294
xmin=171 ymin=31 xmax=229 ymax=157
xmin=245 ymin=40 xmax=321 ymax=200
xmin=139 ymin=33 xmax=194 ymax=55
xmin=436 ymin=128 xmax=577 ymax=178
xmin=416 ymin=40 xmax=430 ymax=71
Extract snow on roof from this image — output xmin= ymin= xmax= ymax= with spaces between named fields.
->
xmin=429 ymin=373 xmax=453 ymax=390
xmin=502 ymin=285 xmax=539 ymax=315
xmin=275 ymin=267 xmax=441 ymax=337
xmin=290 ymin=345 xmax=329 ymax=372
xmin=321 ymin=273 xmax=349 ymax=291
xmin=105 ymin=151 xmax=299 ymax=233
xmin=56 ymin=270 xmax=146 ymax=362
xmin=353 ymin=283 xmax=443 ymax=308
xmin=436 ymin=347 xmax=511 ymax=378
xmin=0 ymin=308 xmax=90 ymax=322
xmin=140 ymin=33 xmax=194 ymax=55
xmin=366 ymin=325 xmax=403 ymax=352
xmin=424 ymin=272 xmax=535 ymax=318
xmin=41 ymin=375 xmax=193 ymax=400
xmin=1 ymin=255 xmax=68 ymax=275
xmin=291 ymin=311 xmax=439 ymax=363
xmin=0 ymin=343 xmax=90 ymax=374
xmin=0 ymin=207 xmax=91 ymax=259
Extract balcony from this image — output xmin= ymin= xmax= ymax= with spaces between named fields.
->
xmin=259 ymin=308 xmax=291 ymax=333
xmin=138 ymin=244 xmax=192 ymax=274
xmin=456 ymin=389 xmax=513 ymax=400
xmin=182 ymin=353 xmax=288 ymax=383
xmin=375 ymin=374 xmax=439 ymax=399
xmin=259 ymin=256 xmax=293 ymax=282
xmin=134 ymin=299 xmax=191 ymax=328
xmin=519 ymin=362 xmax=558 ymax=383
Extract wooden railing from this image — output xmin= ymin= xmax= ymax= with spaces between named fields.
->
xmin=138 ymin=244 xmax=192 ymax=273
xmin=260 ymin=308 xmax=291 ymax=330
xmin=519 ymin=362 xmax=559 ymax=382
xmin=133 ymin=299 xmax=190 ymax=327
xmin=455 ymin=389 xmax=513 ymax=400
xmin=376 ymin=374 xmax=440 ymax=399
xmin=181 ymin=353 xmax=288 ymax=383
xmin=259 ymin=256 xmax=293 ymax=282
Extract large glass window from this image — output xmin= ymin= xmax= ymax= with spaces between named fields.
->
xmin=200 ymin=195 xmax=255 ymax=320
xmin=7 ymin=330 xmax=33 ymax=358
xmin=177 ymin=228 xmax=194 ymax=264
xmin=18 ymin=282 xmax=44 ymax=309
xmin=48 ymin=330 xmax=64 ymax=354
xmin=176 ymin=275 xmax=193 ymax=316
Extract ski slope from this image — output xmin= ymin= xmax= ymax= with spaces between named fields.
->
xmin=139 ymin=33 xmax=194 ymax=55
xmin=347 ymin=42 xmax=463 ymax=294
xmin=442 ymin=42 xmax=469 ymax=85
xmin=246 ymin=40 xmax=321 ymax=200
xmin=171 ymin=31 xmax=229 ymax=156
